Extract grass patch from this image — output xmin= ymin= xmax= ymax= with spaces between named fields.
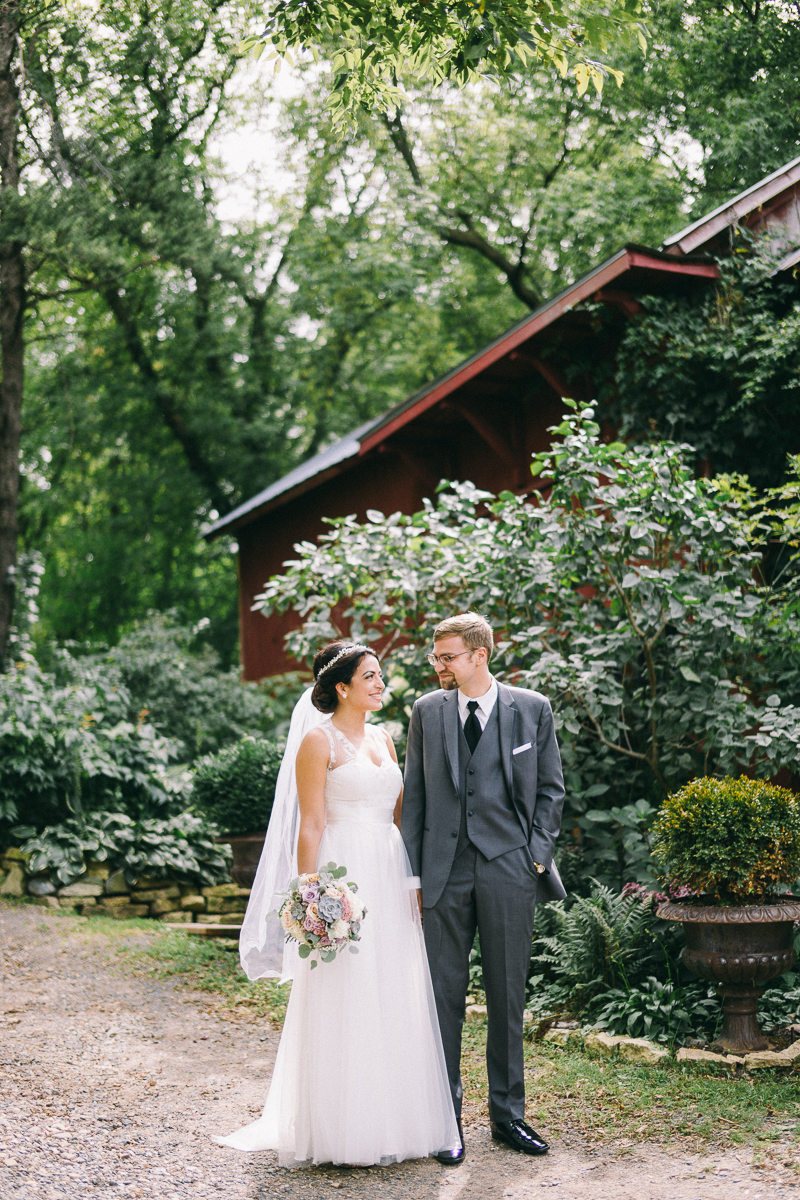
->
xmin=460 ymin=1022 xmax=800 ymax=1149
xmin=115 ymin=924 xmax=291 ymax=1023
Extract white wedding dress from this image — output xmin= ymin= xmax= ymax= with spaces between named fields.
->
xmin=213 ymin=719 xmax=459 ymax=1167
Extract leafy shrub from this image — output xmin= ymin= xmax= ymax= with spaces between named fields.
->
xmin=576 ymin=799 xmax=659 ymax=891
xmin=17 ymin=811 xmax=231 ymax=887
xmin=75 ymin=615 xmax=279 ymax=760
xmin=529 ymin=882 xmax=684 ymax=1010
xmin=192 ymin=738 xmax=284 ymax=835
xmin=651 ymin=776 xmax=800 ymax=903
xmin=0 ymin=660 xmax=187 ymax=831
xmin=591 ymin=977 xmax=721 ymax=1045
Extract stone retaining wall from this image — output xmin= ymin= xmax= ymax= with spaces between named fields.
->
xmin=0 ymin=848 xmax=251 ymax=924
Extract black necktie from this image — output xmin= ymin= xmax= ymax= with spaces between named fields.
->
xmin=464 ymin=700 xmax=482 ymax=754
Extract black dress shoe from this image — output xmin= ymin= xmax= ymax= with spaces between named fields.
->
xmin=434 ymin=1119 xmax=465 ymax=1166
xmin=490 ymin=1119 xmax=549 ymax=1155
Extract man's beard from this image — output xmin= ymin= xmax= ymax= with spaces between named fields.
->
xmin=439 ymin=674 xmax=457 ymax=691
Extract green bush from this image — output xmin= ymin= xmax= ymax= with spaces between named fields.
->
xmin=16 ymin=811 xmax=232 ymax=887
xmin=74 ymin=614 xmax=282 ymax=760
xmin=651 ymin=776 xmax=800 ymax=903
xmin=522 ymin=885 xmax=800 ymax=1045
xmin=0 ymin=659 xmax=187 ymax=832
xmin=191 ymin=738 xmax=284 ymax=836
xmin=757 ymin=970 xmax=800 ymax=1033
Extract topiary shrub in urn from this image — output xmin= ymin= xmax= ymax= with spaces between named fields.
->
xmin=653 ymin=776 xmax=800 ymax=1054
xmin=192 ymin=739 xmax=283 ymax=887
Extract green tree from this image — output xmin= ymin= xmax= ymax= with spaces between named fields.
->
xmin=11 ymin=0 xmax=800 ymax=663
xmin=0 ymin=0 xmax=260 ymax=660
xmin=629 ymin=0 xmax=800 ymax=211
xmin=244 ymin=0 xmax=647 ymax=122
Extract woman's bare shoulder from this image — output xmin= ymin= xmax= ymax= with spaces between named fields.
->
xmin=300 ymin=725 xmax=330 ymax=749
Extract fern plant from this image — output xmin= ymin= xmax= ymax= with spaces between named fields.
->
xmin=531 ymin=882 xmax=683 ymax=1007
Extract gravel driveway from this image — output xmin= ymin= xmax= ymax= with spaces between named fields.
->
xmin=1 ymin=903 xmax=798 ymax=1200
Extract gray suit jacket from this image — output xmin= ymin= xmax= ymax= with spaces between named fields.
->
xmin=401 ymin=681 xmax=567 ymax=908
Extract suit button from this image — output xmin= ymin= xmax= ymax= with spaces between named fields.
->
xmin=451 ymin=831 xmax=458 ymax=838
xmin=468 ymin=768 xmax=475 ymax=775
xmin=467 ymin=790 xmax=474 ymax=796
xmin=467 ymin=810 xmax=474 ymax=817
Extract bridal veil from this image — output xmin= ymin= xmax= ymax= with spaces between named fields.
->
xmin=238 ymin=686 xmax=325 ymax=983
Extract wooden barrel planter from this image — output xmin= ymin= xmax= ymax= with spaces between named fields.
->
xmin=658 ymin=899 xmax=800 ymax=1054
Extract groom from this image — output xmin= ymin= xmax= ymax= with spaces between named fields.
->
xmin=402 ymin=612 xmax=566 ymax=1165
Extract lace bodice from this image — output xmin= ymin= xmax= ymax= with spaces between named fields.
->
xmin=321 ymin=720 xmax=402 ymax=815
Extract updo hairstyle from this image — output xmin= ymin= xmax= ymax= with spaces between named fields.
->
xmin=311 ymin=641 xmax=373 ymax=713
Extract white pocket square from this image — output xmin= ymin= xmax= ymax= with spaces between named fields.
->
xmin=512 ymin=742 xmax=532 ymax=755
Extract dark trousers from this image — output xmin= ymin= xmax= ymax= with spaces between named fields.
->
xmin=423 ymin=842 xmax=538 ymax=1123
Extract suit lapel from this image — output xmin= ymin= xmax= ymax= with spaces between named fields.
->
xmin=440 ymin=691 xmax=460 ymax=792
xmin=496 ymin=682 xmax=517 ymax=796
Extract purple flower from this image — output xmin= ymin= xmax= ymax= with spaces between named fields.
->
xmin=318 ymin=894 xmax=344 ymax=923
xmin=301 ymin=886 xmax=320 ymax=904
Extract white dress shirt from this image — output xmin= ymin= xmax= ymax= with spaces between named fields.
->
xmin=457 ymin=678 xmax=498 ymax=729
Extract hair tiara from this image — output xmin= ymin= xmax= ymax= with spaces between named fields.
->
xmin=315 ymin=644 xmax=370 ymax=680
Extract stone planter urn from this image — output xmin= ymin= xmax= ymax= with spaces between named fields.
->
xmin=216 ymin=834 xmax=265 ymax=889
xmin=658 ymin=899 xmax=800 ymax=1054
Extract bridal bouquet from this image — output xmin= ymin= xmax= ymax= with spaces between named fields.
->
xmin=276 ymin=862 xmax=366 ymax=967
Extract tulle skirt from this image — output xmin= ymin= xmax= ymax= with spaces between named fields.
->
xmin=212 ymin=808 xmax=459 ymax=1167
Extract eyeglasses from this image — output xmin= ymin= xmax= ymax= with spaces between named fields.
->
xmin=426 ymin=650 xmax=472 ymax=667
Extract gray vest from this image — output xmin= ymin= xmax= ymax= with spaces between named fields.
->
xmin=456 ymin=703 xmax=527 ymax=860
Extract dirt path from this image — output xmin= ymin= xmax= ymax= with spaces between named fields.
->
xmin=0 ymin=904 xmax=798 ymax=1200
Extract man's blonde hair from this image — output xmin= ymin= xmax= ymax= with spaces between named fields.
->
xmin=433 ymin=612 xmax=494 ymax=661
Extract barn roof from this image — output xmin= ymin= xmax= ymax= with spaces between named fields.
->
xmin=662 ymin=154 xmax=800 ymax=256
xmin=205 ymin=243 xmax=715 ymax=539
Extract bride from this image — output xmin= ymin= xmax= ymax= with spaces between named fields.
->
xmin=213 ymin=641 xmax=460 ymax=1168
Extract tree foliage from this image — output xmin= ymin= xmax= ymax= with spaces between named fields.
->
xmin=629 ymin=0 xmax=800 ymax=211
xmin=6 ymin=0 xmax=800 ymax=665
xmin=243 ymin=0 xmax=646 ymax=124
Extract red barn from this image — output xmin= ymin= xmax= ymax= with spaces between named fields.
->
xmin=206 ymin=156 xmax=800 ymax=680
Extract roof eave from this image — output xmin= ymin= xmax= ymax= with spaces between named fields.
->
xmin=205 ymin=242 xmax=718 ymax=539
xmin=358 ymin=244 xmax=717 ymax=454
xmin=662 ymin=155 xmax=800 ymax=256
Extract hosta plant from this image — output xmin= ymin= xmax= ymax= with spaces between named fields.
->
xmin=591 ymin=976 xmax=721 ymax=1045
xmin=15 ymin=811 xmax=232 ymax=887
xmin=651 ymin=776 xmax=800 ymax=904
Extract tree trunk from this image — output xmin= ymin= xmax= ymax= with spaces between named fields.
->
xmin=0 ymin=6 xmax=23 ymax=667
